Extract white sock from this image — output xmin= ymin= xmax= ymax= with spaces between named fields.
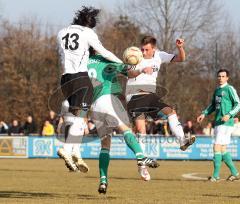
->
xmin=168 ymin=114 xmax=186 ymax=146
xmin=72 ymin=144 xmax=82 ymax=158
xmin=63 ymin=143 xmax=73 ymax=155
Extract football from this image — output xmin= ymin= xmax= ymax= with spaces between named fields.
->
xmin=123 ymin=46 xmax=143 ymax=65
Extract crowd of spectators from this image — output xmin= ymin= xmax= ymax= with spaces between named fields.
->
xmin=0 ymin=111 xmax=59 ymax=136
xmin=1 ymin=111 xmax=240 ymax=137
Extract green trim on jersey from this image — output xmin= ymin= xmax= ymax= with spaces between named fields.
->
xmin=87 ymin=55 xmax=127 ymax=102
xmin=202 ymin=84 xmax=240 ymax=126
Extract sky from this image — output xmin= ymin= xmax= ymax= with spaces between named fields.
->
xmin=0 ymin=0 xmax=240 ymax=29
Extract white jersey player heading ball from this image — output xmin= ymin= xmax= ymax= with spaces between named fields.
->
xmin=126 ymin=36 xmax=195 ymax=151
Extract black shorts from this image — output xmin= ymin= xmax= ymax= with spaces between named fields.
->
xmin=127 ymin=93 xmax=170 ymax=119
xmin=61 ymin=72 xmax=93 ymax=110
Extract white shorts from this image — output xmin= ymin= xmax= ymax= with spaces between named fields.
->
xmin=214 ymin=125 xmax=234 ymax=145
xmin=91 ymin=95 xmax=130 ymax=137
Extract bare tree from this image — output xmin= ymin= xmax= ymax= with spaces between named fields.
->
xmin=120 ymin=0 xmax=222 ymax=50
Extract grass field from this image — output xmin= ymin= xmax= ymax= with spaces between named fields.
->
xmin=0 ymin=159 xmax=239 ymax=204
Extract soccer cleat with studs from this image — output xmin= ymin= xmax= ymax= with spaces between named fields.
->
xmin=137 ymin=157 xmax=159 ymax=168
xmin=208 ymin=176 xmax=220 ymax=182
xmin=180 ymin=135 xmax=196 ymax=151
xmin=72 ymin=154 xmax=89 ymax=173
xmin=226 ymin=174 xmax=240 ymax=181
xmin=98 ymin=183 xmax=108 ymax=194
xmin=57 ymin=148 xmax=78 ymax=172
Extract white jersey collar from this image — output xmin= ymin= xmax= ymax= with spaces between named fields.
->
xmin=219 ymin=83 xmax=228 ymax=88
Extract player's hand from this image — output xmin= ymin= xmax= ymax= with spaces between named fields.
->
xmin=197 ymin=114 xmax=205 ymax=123
xmin=221 ymin=115 xmax=230 ymax=122
xmin=176 ymin=38 xmax=184 ymax=48
xmin=142 ymin=67 xmax=153 ymax=75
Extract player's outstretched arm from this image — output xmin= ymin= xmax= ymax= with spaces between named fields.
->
xmin=88 ymin=31 xmax=122 ymax=64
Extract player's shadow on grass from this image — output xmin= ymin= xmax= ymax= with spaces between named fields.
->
xmin=0 ymin=191 xmax=57 ymax=199
xmin=0 ymin=191 xmax=117 ymax=200
xmin=108 ymin=176 xmax=205 ymax=182
xmin=86 ymin=175 xmax=206 ymax=182
xmin=0 ymin=169 xmax=56 ymax=173
xmin=202 ymin=194 xmax=240 ymax=199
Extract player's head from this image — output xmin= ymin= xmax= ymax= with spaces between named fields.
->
xmin=141 ymin=36 xmax=157 ymax=59
xmin=217 ymin=69 xmax=229 ymax=85
xmin=72 ymin=6 xmax=100 ymax=28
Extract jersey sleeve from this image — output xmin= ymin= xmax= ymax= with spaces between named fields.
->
xmin=159 ymin=51 xmax=175 ymax=63
xmin=228 ymin=86 xmax=240 ymax=117
xmin=116 ymin=64 xmax=128 ymax=76
xmin=87 ymin=30 xmax=123 ymax=64
xmin=202 ymin=93 xmax=216 ymax=116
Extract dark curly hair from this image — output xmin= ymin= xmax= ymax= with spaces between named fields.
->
xmin=72 ymin=6 xmax=100 ymax=28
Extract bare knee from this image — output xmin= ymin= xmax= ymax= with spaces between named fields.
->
xmin=161 ymin=107 xmax=176 ymax=116
xmin=101 ymin=135 xmax=111 ymax=149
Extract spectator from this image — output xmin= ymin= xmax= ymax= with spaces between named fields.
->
xmin=162 ymin=120 xmax=170 ymax=136
xmin=8 ymin=119 xmax=23 ymax=135
xmin=42 ymin=120 xmax=55 ymax=136
xmin=202 ymin=122 xmax=214 ymax=136
xmin=0 ymin=121 xmax=8 ymax=134
xmin=22 ymin=115 xmax=38 ymax=135
xmin=232 ymin=118 xmax=240 ymax=136
xmin=183 ymin=120 xmax=196 ymax=135
xmin=146 ymin=118 xmax=158 ymax=135
xmin=47 ymin=110 xmax=59 ymax=132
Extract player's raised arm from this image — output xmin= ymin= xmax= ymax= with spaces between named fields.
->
xmin=171 ymin=38 xmax=186 ymax=62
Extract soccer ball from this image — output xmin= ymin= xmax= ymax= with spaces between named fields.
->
xmin=123 ymin=46 xmax=143 ymax=65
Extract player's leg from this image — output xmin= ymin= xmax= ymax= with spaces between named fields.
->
xmin=134 ymin=114 xmax=147 ymax=134
xmin=209 ymin=125 xmax=228 ymax=181
xmin=160 ymin=107 xmax=195 ymax=150
xmin=110 ymin=95 xmax=154 ymax=163
xmin=57 ymin=105 xmax=77 ymax=172
xmin=111 ymin=95 xmax=159 ymax=181
xmin=220 ymin=127 xmax=239 ymax=181
xmin=222 ymin=145 xmax=239 ymax=181
xmin=208 ymin=143 xmax=222 ymax=181
xmin=98 ymin=135 xmax=111 ymax=194
xmin=59 ymin=73 xmax=92 ymax=171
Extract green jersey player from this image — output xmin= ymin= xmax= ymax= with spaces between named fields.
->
xmin=87 ymin=49 xmax=159 ymax=194
xmin=197 ymin=69 xmax=240 ymax=181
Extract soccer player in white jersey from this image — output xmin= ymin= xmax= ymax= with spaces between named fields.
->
xmin=126 ymin=36 xmax=195 ymax=151
xmin=197 ymin=69 xmax=240 ymax=182
xmin=57 ymin=7 xmax=122 ymax=164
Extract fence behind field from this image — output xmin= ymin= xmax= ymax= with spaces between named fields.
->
xmin=0 ymin=135 xmax=239 ymax=160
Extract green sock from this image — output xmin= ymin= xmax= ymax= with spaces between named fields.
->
xmin=99 ymin=148 xmax=110 ymax=184
xmin=123 ymin=130 xmax=144 ymax=160
xmin=222 ymin=152 xmax=239 ymax=176
xmin=213 ymin=152 xmax=222 ymax=179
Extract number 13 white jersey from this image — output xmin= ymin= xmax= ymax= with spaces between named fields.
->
xmin=57 ymin=25 xmax=122 ymax=75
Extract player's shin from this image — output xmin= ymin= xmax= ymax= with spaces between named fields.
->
xmin=167 ymin=114 xmax=185 ymax=145
xmin=123 ymin=130 xmax=144 ymax=160
xmin=222 ymin=152 xmax=239 ymax=176
xmin=213 ymin=152 xmax=222 ymax=179
xmin=99 ymin=148 xmax=110 ymax=184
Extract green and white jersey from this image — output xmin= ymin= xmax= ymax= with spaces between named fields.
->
xmin=203 ymin=83 xmax=240 ymax=127
xmin=87 ymin=55 xmax=127 ymax=102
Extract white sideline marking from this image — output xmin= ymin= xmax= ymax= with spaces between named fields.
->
xmin=182 ymin=173 xmax=208 ymax=180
